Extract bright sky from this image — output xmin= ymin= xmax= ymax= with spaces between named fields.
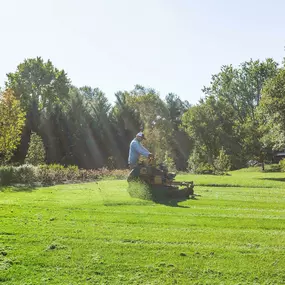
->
xmin=0 ymin=0 xmax=284 ymax=105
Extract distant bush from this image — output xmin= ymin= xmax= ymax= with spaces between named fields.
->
xmin=164 ymin=151 xmax=176 ymax=173
xmin=264 ymin=164 xmax=281 ymax=172
xmin=16 ymin=164 xmax=37 ymax=185
xmin=0 ymin=163 xmax=129 ymax=187
xmin=213 ymin=148 xmax=231 ymax=175
xmin=37 ymin=164 xmax=56 ymax=186
xmin=103 ymin=169 xmax=128 ymax=179
xmin=107 ymin=157 xmax=116 ymax=170
xmin=187 ymin=151 xmax=214 ymax=174
xmin=279 ymin=159 xmax=285 ymax=172
xmin=235 ymin=163 xmax=281 ymax=173
xmin=0 ymin=166 xmax=15 ymax=186
xmin=24 ymin=132 xmax=46 ymax=165
xmin=187 ymin=148 xmax=231 ymax=175
xmin=79 ymin=168 xmax=128 ymax=181
xmin=66 ymin=165 xmax=80 ymax=180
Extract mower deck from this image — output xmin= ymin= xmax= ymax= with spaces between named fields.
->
xmin=127 ymin=160 xmax=195 ymax=202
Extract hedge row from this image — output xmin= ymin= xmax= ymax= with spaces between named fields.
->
xmin=0 ymin=164 xmax=129 ymax=187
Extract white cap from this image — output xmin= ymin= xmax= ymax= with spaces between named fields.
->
xmin=136 ymin=132 xmax=145 ymax=139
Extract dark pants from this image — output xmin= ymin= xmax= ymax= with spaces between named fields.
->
xmin=127 ymin=163 xmax=139 ymax=182
xmin=128 ymin=162 xmax=137 ymax=170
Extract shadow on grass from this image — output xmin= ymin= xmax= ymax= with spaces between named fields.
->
xmin=153 ymin=194 xmax=200 ymax=208
xmin=103 ymin=201 xmax=153 ymax=207
xmin=103 ymin=195 xmax=199 ymax=208
xmin=0 ymin=184 xmax=36 ymax=192
xmin=154 ymin=199 xmax=190 ymax=208
xmin=198 ymin=183 xmax=242 ymax=187
xmin=258 ymin=178 xmax=285 ymax=182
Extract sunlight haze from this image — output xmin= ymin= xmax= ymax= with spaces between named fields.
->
xmin=0 ymin=0 xmax=284 ymax=104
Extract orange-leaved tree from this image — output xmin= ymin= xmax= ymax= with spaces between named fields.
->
xmin=0 ymin=88 xmax=26 ymax=163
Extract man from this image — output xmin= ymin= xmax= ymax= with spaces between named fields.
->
xmin=128 ymin=132 xmax=152 ymax=169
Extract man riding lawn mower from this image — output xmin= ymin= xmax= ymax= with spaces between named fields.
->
xmin=127 ymin=132 xmax=195 ymax=202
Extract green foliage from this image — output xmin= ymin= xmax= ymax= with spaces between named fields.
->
xmin=163 ymin=151 xmax=176 ymax=172
xmin=5 ymin=57 xmax=70 ymax=112
xmin=107 ymin=157 xmax=116 ymax=170
xmin=202 ymin=58 xmax=278 ymax=117
xmin=38 ymin=164 xmax=67 ymax=185
xmin=24 ymin=132 xmax=46 ymax=165
xmin=187 ymin=147 xmax=231 ymax=175
xmin=0 ymin=163 xmax=129 ymax=186
xmin=182 ymin=59 xmax=279 ymax=170
xmin=264 ymin=163 xmax=281 ymax=173
xmin=165 ymin=93 xmax=190 ymax=129
xmin=258 ymin=66 xmax=285 ymax=150
xmin=187 ymin=150 xmax=214 ymax=174
xmin=182 ymin=96 xmax=238 ymax=167
xmin=16 ymin=164 xmax=37 ymax=185
xmin=37 ymin=164 xmax=56 ymax=186
xmin=232 ymin=164 xmax=281 ymax=173
xmin=1 ymin=55 xmax=284 ymax=173
xmin=213 ymin=148 xmax=231 ymax=174
xmin=279 ymin=159 xmax=285 ymax=172
xmin=126 ymin=85 xmax=174 ymax=164
xmin=0 ymin=164 xmax=37 ymax=186
xmin=0 ymin=89 xmax=26 ymax=163
xmin=0 ymin=166 xmax=15 ymax=186
xmin=65 ymin=165 xmax=80 ymax=180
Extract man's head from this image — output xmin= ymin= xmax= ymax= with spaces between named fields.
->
xmin=136 ymin=132 xmax=145 ymax=142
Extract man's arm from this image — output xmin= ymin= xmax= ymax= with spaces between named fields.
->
xmin=133 ymin=141 xmax=150 ymax=157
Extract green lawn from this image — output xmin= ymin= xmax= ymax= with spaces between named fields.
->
xmin=1 ymin=170 xmax=285 ymax=284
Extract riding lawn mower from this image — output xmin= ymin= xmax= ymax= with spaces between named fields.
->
xmin=127 ymin=156 xmax=195 ymax=202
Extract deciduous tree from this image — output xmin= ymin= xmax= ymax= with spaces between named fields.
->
xmin=0 ymin=89 xmax=26 ymax=163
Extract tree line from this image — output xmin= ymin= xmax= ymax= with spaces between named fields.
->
xmin=0 ymin=56 xmax=285 ymax=172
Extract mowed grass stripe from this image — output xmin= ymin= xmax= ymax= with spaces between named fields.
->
xmin=1 ymin=170 xmax=285 ymax=284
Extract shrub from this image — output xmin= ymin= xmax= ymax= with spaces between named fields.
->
xmin=16 ymin=164 xmax=37 ymax=185
xmin=187 ymin=150 xmax=201 ymax=173
xmin=66 ymin=165 xmax=80 ymax=180
xmin=25 ymin=132 xmax=46 ymax=165
xmin=187 ymin=150 xmax=214 ymax=174
xmin=164 ymin=151 xmax=176 ymax=173
xmin=213 ymin=148 xmax=231 ymax=175
xmin=36 ymin=164 xmax=80 ymax=185
xmin=46 ymin=164 xmax=68 ymax=184
xmin=264 ymin=164 xmax=281 ymax=172
xmin=196 ymin=163 xmax=214 ymax=174
xmin=107 ymin=157 xmax=116 ymax=170
xmin=0 ymin=163 xmax=129 ymax=187
xmin=279 ymin=159 xmax=285 ymax=172
xmin=37 ymin=164 xmax=56 ymax=186
xmin=76 ymin=169 xmax=102 ymax=182
xmin=0 ymin=166 xmax=15 ymax=186
xmin=105 ymin=169 xmax=129 ymax=179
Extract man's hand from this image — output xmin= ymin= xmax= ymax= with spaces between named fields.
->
xmin=148 ymin=153 xmax=154 ymax=159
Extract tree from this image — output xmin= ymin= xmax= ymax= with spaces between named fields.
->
xmin=112 ymin=91 xmax=141 ymax=135
xmin=126 ymin=85 xmax=174 ymax=163
xmin=79 ymin=86 xmax=127 ymax=168
xmin=181 ymin=96 xmax=238 ymax=167
xmin=258 ymin=66 xmax=285 ymax=151
xmin=202 ymin=58 xmax=278 ymax=122
xmin=24 ymin=132 xmax=46 ymax=165
xmin=5 ymin=57 xmax=71 ymax=113
xmin=165 ymin=93 xmax=192 ymax=170
xmin=213 ymin=148 xmax=231 ymax=174
xmin=199 ymin=58 xmax=279 ymax=168
xmin=165 ymin=93 xmax=190 ymax=129
xmin=5 ymin=57 xmax=71 ymax=163
xmin=0 ymin=89 xmax=26 ymax=163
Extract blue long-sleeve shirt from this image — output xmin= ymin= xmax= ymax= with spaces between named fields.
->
xmin=128 ymin=138 xmax=150 ymax=165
